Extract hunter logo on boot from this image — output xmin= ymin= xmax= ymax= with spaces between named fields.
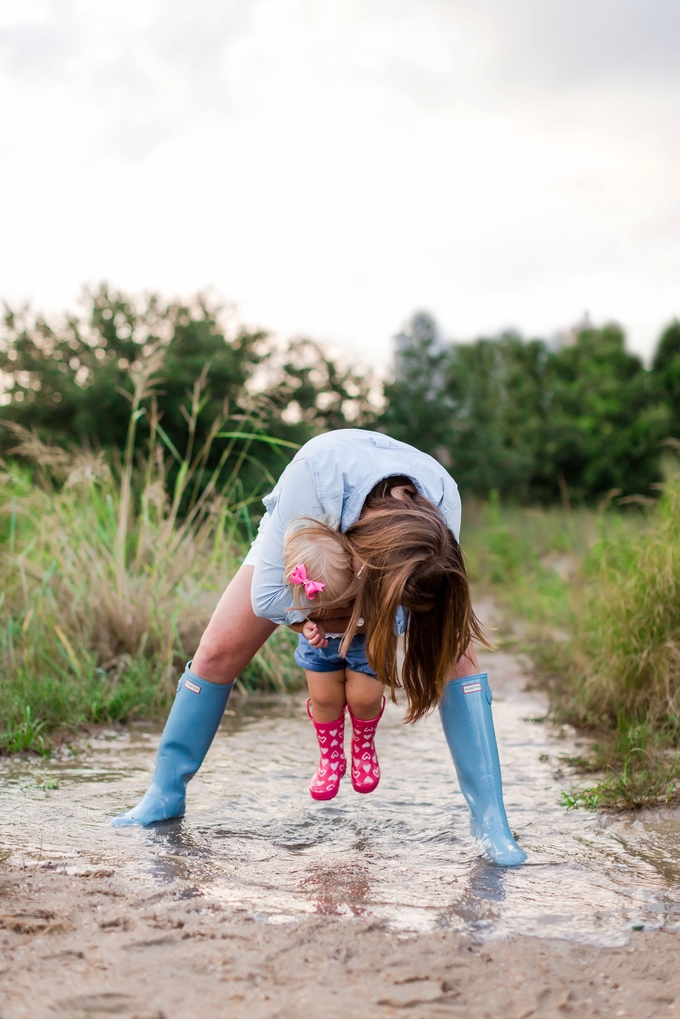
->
xmin=185 ymin=680 xmax=201 ymax=694
xmin=462 ymin=681 xmax=482 ymax=695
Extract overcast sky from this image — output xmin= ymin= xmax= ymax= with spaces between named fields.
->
xmin=1 ymin=0 xmax=679 ymax=367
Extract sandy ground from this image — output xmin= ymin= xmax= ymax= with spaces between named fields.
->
xmin=1 ymin=838 xmax=680 ymax=1018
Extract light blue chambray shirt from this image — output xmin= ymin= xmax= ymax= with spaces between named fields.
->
xmin=249 ymin=429 xmax=461 ymax=626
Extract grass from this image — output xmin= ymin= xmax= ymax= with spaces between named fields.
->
xmin=463 ymin=492 xmax=596 ymax=642
xmin=0 ymin=349 xmax=300 ymax=754
xmin=0 ymin=706 xmax=48 ymax=755
xmin=558 ymin=472 xmax=680 ymax=809
xmin=464 ymin=485 xmax=680 ymax=810
xmin=570 ymin=476 xmax=680 ymax=731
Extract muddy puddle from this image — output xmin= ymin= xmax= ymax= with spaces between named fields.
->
xmin=2 ymin=650 xmax=680 ymax=948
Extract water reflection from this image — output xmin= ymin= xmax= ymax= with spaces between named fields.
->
xmin=2 ymin=652 xmax=680 ymax=945
xmin=299 ymin=860 xmax=371 ymax=917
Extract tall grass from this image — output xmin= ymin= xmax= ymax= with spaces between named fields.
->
xmin=559 ymin=473 xmax=680 ymax=808
xmin=463 ymin=494 xmax=597 ymax=640
xmin=571 ymin=476 xmax=680 ymax=730
xmin=464 ymin=485 xmax=680 ymax=809
xmin=0 ymin=350 xmax=299 ymax=753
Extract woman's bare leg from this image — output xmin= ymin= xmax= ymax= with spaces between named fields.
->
xmin=191 ymin=565 xmax=277 ymax=683
xmin=447 ymin=641 xmax=480 ymax=680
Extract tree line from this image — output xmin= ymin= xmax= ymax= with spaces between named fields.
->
xmin=381 ymin=311 xmax=680 ymax=504
xmin=1 ymin=287 xmax=679 ymax=505
xmin=0 ymin=285 xmax=376 ymax=507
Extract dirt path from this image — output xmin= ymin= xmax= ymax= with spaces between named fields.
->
xmin=1 ymin=861 xmax=679 ymax=1019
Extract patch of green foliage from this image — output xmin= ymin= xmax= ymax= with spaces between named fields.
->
xmin=0 ymin=706 xmax=48 ymax=754
xmin=569 ymin=472 xmax=680 ymax=731
xmin=559 ymin=722 xmax=680 ymax=813
xmin=380 ymin=311 xmax=677 ymax=504
xmin=4 ymin=292 xmax=680 ymax=511
xmin=0 ymin=284 xmax=378 ymax=500
xmin=0 ymin=347 xmax=301 ymax=755
xmin=558 ymin=470 xmax=680 ymax=809
xmin=466 ymin=480 xmax=680 ymax=810
xmin=463 ymin=493 xmax=595 ymax=639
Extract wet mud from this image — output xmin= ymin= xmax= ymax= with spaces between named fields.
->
xmin=2 ymin=642 xmax=680 ymax=1017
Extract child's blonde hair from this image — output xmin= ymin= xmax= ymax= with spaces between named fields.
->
xmin=283 ymin=517 xmax=354 ymax=612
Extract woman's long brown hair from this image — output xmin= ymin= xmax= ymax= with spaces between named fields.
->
xmin=340 ymin=479 xmax=489 ymax=723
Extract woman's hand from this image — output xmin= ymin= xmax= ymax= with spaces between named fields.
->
xmin=303 ymin=619 xmax=328 ymax=648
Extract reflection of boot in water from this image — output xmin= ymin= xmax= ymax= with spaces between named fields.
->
xmin=111 ymin=664 xmax=233 ymax=827
xmin=349 ymin=697 xmax=385 ymax=794
xmin=439 ymin=673 xmax=527 ymax=867
xmin=307 ymin=700 xmax=346 ymax=800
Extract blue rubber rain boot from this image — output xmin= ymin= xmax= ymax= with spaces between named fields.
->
xmin=111 ymin=664 xmax=233 ymax=827
xmin=439 ymin=672 xmax=527 ymax=866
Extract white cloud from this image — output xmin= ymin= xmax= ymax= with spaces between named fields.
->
xmin=0 ymin=0 xmax=678 ymax=367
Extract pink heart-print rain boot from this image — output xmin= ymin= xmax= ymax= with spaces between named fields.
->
xmin=348 ymin=697 xmax=386 ymax=794
xmin=306 ymin=699 xmax=347 ymax=801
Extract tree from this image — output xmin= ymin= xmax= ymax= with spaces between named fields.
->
xmin=378 ymin=312 xmax=671 ymax=504
xmin=445 ymin=334 xmax=548 ymax=501
xmin=0 ymin=285 xmax=263 ymax=445
xmin=0 ymin=285 xmax=378 ymax=504
xmin=539 ymin=324 xmax=669 ymax=503
xmin=379 ymin=312 xmax=455 ymax=461
xmin=652 ymin=319 xmax=680 ymax=440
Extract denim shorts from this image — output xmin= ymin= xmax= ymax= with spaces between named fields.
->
xmin=294 ymin=633 xmax=377 ymax=676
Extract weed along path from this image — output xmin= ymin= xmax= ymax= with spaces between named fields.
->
xmin=2 ymin=642 xmax=680 ymax=1017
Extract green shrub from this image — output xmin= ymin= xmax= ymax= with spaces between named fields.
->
xmin=547 ymin=474 xmax=680 ymax=808
xmin=571 ymin=475 xmax=680 ymax=731
xmin=0 ymin=349 xmax=299 ymax=751
xmin=463 ymin=496 xmax=595 ymax=637
xmin=462 ymin=495 xmax=680 ymax=809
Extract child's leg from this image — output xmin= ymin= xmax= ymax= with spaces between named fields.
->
xmin=344 ymin=669 xmax=383 ymax=720
xmin=345 ymin=669 xmax=385 ymax=794
xmin=305 ymin=669 xmax=347 ymax=801
xmin=305 ymin=668 xmax=346 ymax=722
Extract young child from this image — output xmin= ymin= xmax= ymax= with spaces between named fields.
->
xmin=283 ymin=519 xmax=386 ymax=801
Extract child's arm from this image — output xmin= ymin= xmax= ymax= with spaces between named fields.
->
xmin=303 ymin=620 xmax=328 ymax=648
xmin=287 ymin=619 xmax=328 ymax=648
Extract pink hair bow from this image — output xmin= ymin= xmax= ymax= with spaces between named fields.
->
xmin=289 ymin=563 xmax=325 ymax=601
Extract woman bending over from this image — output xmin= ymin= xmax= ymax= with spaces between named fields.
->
xmin=112 ymin=430 xmax=526 ymax=867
